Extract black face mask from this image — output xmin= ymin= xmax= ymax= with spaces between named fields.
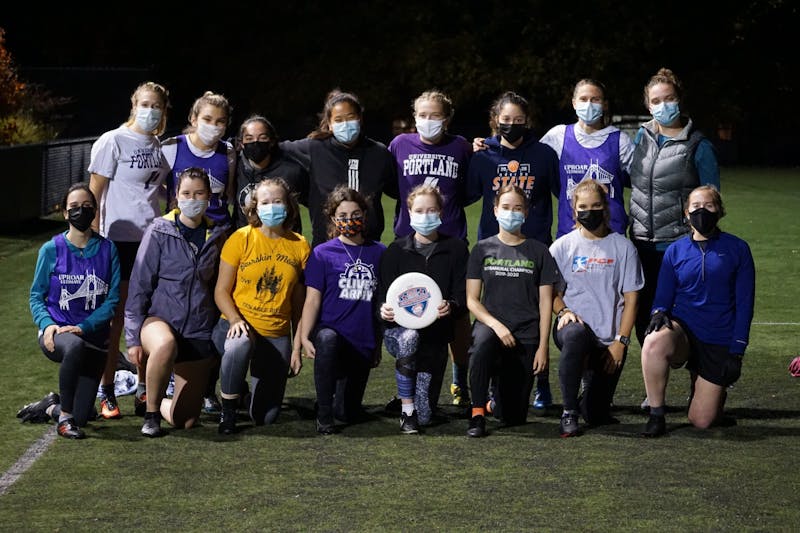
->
xmin=67 ymin=206 xmax=95 ymax=232
xmin=243 ymin=141 xmax=273 ymax=163
xmin=497 ymin=123 xmax=526 ymax=144
xmin=576 ymin=209 xmax=604 ymax=231
xmin=688 ymin=207 xmax=719 ymax=237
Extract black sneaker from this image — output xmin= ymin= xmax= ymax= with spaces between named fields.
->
xmin=641 ymin=414 xmax=666 ymax=438
xmin=316 ymin=419 xmax=338 ymax=435
xmin=400 ymin=411 xmax=419 ymax=434
xmin=218 ymin=409 xmax=236 ymax=435
xmin=17 ymin=392 xmax=60 ymax=423
xmin=385 ymin=396 xmax=402 ymax=414
xmin=56 ymin=418 xmax=85 ymax=439
xmin=466 ymin=414 xmax=486 ymax=438
xmin=141 ymin=414 xmax=164 ymax=438
xmin=559 ymin=413 xmax=580 ymax=437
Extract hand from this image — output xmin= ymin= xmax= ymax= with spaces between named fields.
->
xmin=288 ymin=349 xmax=302 ymax=377
xmin=722 ymin=354 xmax=743 ymax=386
xmin=556 ymin=309 xmax=583 ymax=331
xmin=645 ymin=310 xmax=673 ymax=335
xmin=380 ymin=303 xmax=395 ymax=322
xmin=472 ymin=137 xmax=487 ymax=152
xmin=301 ymin=337 xmax=316 ymax=359
xmin=532 ymin=346 xmax=549 ymax=374
xmin=127 ymin=346 xmax=144 ymax=366
xmin=437 ymin=300 xmax=451 ymax=318
xmin=56 ymin=325 xmax=83 ymax=336
xmin=42 ymin=324 xmax=58 ymax=352
xmin=371 ymin=344 xmax=382 ymax=368
xmin=226 ymin=318 xmax=249 ymax=339
xmin=604 ymin=343 xmax=625 ymax=374
xmin=488 ymin=320 xmax=516 ymax=348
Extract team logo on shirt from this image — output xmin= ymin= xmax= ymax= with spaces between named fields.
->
xmin=59 ymin=270 xmax=109 ymax=311
xmin=256 ymin=265 xmax=282 ymax=301
xmin=492 ymin=160 xmax=535 ymax=196
xmin=564 ymin=160 xmax=616 ymax=200
xmin=572 ymin=255 xmax=615 ymax=273
xmin=396 ymin=286 xmax=432 ymax=317
xmin=338 ymin=258 xmax=377 ymax=301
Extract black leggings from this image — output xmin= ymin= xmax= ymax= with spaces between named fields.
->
xmin=313 ymin=327 xmax=372 ymax=425
xmin=633 ymin=240 xmax=666 ymax=347
xmin=39 ymin=331 xmax=105 ymax=426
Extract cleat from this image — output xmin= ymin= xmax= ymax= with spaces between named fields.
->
xmin=641 ymin=414 xmax=666 ymax=438
xmin=17 ymin=392 xmax=60 ymax=423
xmin=385 ymin=396 xmax=402 ymax=414
xmin=466 ymin=414 xmax=486 ymax=438
xmin=56 ymin=418 xmax=85 ymax=439
xmin=218 ymin=409 xmax=237 ymax=435
xmin=400 ymin=411 xmax=419 ymax=434
xmin=134 ymin=393 xmax=147 ymax=417
xmin=202 ymin=395 xmax=222 ymax=414
xmin=99 ymin=397 xmax=121 ymax=419
xmin=450 ymin=384 xmax=470 ymax=407
xmin=141 ymin=414 xmax=164 ymax=438
xmin=559 ymin=413 xmax=580 ymax=437
xmin=316 ymin=419 xmax=338 ymax=435
xmin=532 ymin=386 xmax=553 ymax=410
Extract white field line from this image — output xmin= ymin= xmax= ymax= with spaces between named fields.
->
xmin=0 ymin=427 xmax=56 ymax=496
xmin=752 ymin=322 xmax=800 ymax=326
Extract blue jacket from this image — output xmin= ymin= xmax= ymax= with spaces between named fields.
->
xmin=466 ymin=131 xmax=559 ymax=245
xmin=652 ymin=231 xmax=755 ymax=354
xmin=124 ymin=211 xmax=229 ymax=346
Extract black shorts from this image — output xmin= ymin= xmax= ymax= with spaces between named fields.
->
xmin=679 ymin=320 xmax=732 ymax=387
xmin=174 ymin=335 xmax=219 ymax=363
xmin=113 ymin=241 xmax=140 ymax=281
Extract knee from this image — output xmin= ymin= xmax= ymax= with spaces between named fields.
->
xmin=641 ymin=331 xmax=673 ymax=364
xmin=688 ymin=411 xmax=714 ymax=429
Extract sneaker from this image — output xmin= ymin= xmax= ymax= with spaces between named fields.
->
xmin=99 ymin=397 xmax=121 ymax=419
xmin=141 ymin=415 xmax=164 ymax=438
xmin=56 ymin=418 xmax=85 ymax=439
xmin=202 ymin=395 xmax=222 ymax=415
xmin=316 ymin=419 xmax=338 ymax=435
xmin=559 ymin=413 xmax=580 ymax=437
xmin=218 ymin=409 xmax=236 ymax=435
xmin=17 ymin=392 xmax=60 ymax=423
xmin=641 ymin=414 xmax=666 ymax=438
xmin=466 ymin=414 xmax=486 ymax=438
xmin=134 ymin=393 xmax=147 ymax=417
xmin=385 ymin=396 xmax=402 ymax=414
xmin=450 ymin=384 xmax=470 ymax=407
xmin=400 ymin=411 xmax=419 ymax=434
xmin=532 ymin=387 xmax=553 ymax=410
xmin=640 ymin=396 xmax=650 ymax=411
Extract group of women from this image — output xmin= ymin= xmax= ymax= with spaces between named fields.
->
xmin=20 ymin=66 xmax=754 ymax=440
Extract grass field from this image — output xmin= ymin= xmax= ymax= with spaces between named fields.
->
xmin=1 ymin=167 xmax=799 ymax=532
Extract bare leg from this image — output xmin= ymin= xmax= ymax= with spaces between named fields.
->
xmin=140 ymin=318 xmax=177 ymax=414
xmin=641 ymin=321 xmax=689 ymax=409
xmin=687 ymin=374 xmax=727 ymax=429
xmin=101 ymin=281 xmax=130 ymax=388
xmin=163 ymin=359 xmax=212 ymax=428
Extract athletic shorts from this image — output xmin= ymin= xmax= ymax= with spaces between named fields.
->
xmin=174 ymin=335 xmax=219 ymax=363
xmin=679 ymin=319 xmax=733 ymax=387
xmin=113 ymin=241 xmax=140 ymax=281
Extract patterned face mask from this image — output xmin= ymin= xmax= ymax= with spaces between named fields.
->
xmin=334 ymin=216 xmax=365 ymax=237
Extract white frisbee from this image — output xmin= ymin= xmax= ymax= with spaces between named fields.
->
xmin=386 ymin=272 xmax=443 ymax=330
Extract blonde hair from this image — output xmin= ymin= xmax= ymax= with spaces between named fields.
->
xmin=413 ymin=90 xmax=454 ymax=120
xmin=406 ymin=183 xmax=443 ymax=211
xmin=125 ymin=81 xmax=170 ymax=136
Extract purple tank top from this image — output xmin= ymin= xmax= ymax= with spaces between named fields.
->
xmin=169 ymin=135 xmax=231 ymax=224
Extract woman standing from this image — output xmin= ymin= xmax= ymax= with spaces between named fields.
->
xmin=299 ymin=186 xmax=386 ymax=434
xmin=640 ymin=185 xmax=754 ymax=437
xmin=464 ymin=185 xmax=559 ymax=437
xmin=88 ymin=81 xmax=171 ymax=419
xmin=125 ymin=168 xmax=229 ymax=437
xmin=378 ymin=184 xmax=469 ymax=432
xmin=213 ymin=178 xmax=309 ymax=435
xmin=21 ymin=184 xmax=120 ymax=439
xmin=549 ymin=180 xmax=643 ymax=437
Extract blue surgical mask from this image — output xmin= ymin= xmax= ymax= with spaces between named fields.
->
xmin=409 ymin=212 xmax=442 ymax=235
xmin=257 ymin=203 xmax=287 ymax=227
xmin=496 ymin=209 xmax=525 ymax=232
xmin=332 ymin=120 xmax=361 ymax=144
xmin=575 ymin=101 xmax=604 ymax=124
xmin=651 ymin=101 xmax=680 ymax=126
xmin=135 ymin=106 xmax=162 ymax=133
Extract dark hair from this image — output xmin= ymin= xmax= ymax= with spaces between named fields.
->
xmin=573 ymin=78 xmax=607 ymax=100
xmin=493 ymin=184 xmax=529 ymax=210
xmin=236 ymin=114 xmax=279 ymax=152
xmin=168 ymin=167 xmax=211 ymax=211
xmin=643 ymin=67 xmax=683 ymax=108
xmin=246 ymin=177 xmax=300 ymax=231
xmin=571 ymin=179 xmax=611 ymax=230
xmin=308 ymin=89 xmax=363 ymax=140
xmin=489 ymin=91 xmax=532 ymax=135
xmin=62 ymin=182 xmax=97 ymax=211
xmin=323 ymin=185 xmax=370 ymax=239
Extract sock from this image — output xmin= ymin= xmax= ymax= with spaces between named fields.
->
xmin=472 ymin=407 xmax=485 ymax=418
xmin=144 ymin=411 xmax=161 ymax=421
xmin=401 ymin=402 xmax=415 ymax=416
xmin=58 ymin=413 xmax=71 ymax=423
xmin=562 ymin=409 xmax=578 ymax=416
xmin=137 ymin=383 xmax=146 ymax=398
xmin=101 ymin=383 xmax=115 ymax=400
xmin=46 ymin=404 xmax=60 ymax=420
xmin=650 ymin=406 xmax=665 ymax=416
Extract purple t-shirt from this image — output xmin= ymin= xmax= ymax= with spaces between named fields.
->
xmin=388 ymin=133 xmax=472 ymax=240
xmin=304 ymin=237 xmax=386 ymax=358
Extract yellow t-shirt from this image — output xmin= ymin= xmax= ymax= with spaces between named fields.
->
xmin=220 ymin=225 xmax=310 ymax=337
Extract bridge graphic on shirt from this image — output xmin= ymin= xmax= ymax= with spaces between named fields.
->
xmin=566 ymin=159 xmax=616 ymax=199
xmin=59 ymin=270 xmax=108 ymax=311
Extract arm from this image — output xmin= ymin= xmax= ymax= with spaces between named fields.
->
xmin=214 ymin=258 xmax=249 ymax=339
xmin=124 ymin=227 xmax=160 ymax=349
xmin=731 ymin=241 xmax=756 ymax=354
xmin=533 ymin=283 xmax=554 ymax=374
xmin=225 ymin=143 xmax=238 ymax=209
xmin=694 ymin=140 xmax=720 ymax=190
xmin=466 ymin=278 xmax=515 ymax=348
xmin=299 ymin=286 xmax=322 ymax=358
xmin=604 ymin=290 xmax=637 ymax=373
xmin=289 ymin=281 xmax=306 ymax=376
xmin=279 ymin=138 xmax=312 ymax=171
xmin=88 ymin=173 xmax=108 ymax=232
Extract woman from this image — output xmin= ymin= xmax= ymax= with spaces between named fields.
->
xmin=280 ymin=89 xmax=397 ymax=248
xmin=549 ymin=180 xmax=643 ymax=437
xmin=21 ymin=183 xmax=120 ymax=439
xmin=640 ymin=185 xmax=754 ymax=437
xmin=125 ymin=168 xmax=229 ymax=437
xmin=378 ymin=184 xmax=469 ymax=433
xmin=299 ymin=186 xmax=386 ymax=434
xmin=540 ymin=78 xmax=634 ymax=238
xmin=388 ymin=89 xmax=473 ymax=407
xmin=88 ymin=81 xmax=171 ymax=419
xmin=467 ymin=90 xmax=560 ymax=409
xmin=629 ymin=68 xmax=721 ymax=349
xmin=213 ymin=177 xmax=309 ymax=435
xmin=465 ymin=185 xmax=559 ymax=437
xmin=233 ymin=114 xmax=309 ymax=232
xmin=162 ymin=90 xmax=236 ymax=414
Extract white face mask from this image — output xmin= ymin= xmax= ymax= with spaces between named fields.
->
xmin=135 ymin=106 xmax=162 ymax=133
xmin=415 ymin=118 xmax=445 ymax=141
xmin=196 ymin=122 xmax=225 ymax=147
xmin=178 ymin=198 xmax=208 ymax=218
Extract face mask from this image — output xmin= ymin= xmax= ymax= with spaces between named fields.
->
xmin=496 ymin=209 xmax=525 ymax=232
xmin=135 ymin=106 xmax=162 ymax=133
xmin=575 ymin=101 xmax=604 ymax=124
xmin=576 ymin=209 xmax=605 ymax=231
xmin=334 ymin=216 xmax=364 ymax=237
xmin=196 ymin=122 xmax=225 ymax=146
xmin=415 ymin=118 xmax=445 ymax=141
xmin=332 ymin=120 xmax=361 ymax=144
xmin=257 ymin=203 xmax=287 ymax=227
xmin=178 ymin=199 xmax=208 ymax=218
xmin=651 ymin=101 xmax=680 ymax=126
xmin=67 ymin=206 xmax=95 ymax=232
xmin=243 ymin=141 xmax=272 ymax=163
xmin=409 ymin=212 xmax=442 ymax=235
xmin=497 ymin=123 xmax=526 ymax=144
xmin=688 ymin=207 xmax=719 ymax=237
